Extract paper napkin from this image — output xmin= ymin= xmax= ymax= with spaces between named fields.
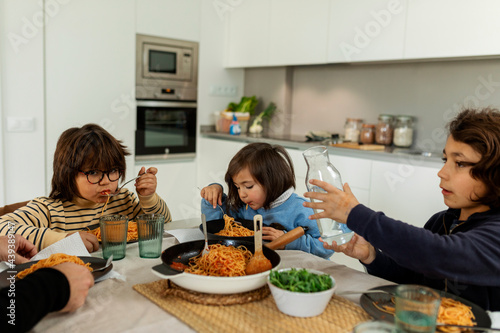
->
xmin=165 ymin=228 xmax=204 ymax=243
xmin=31 ymin=233 xmax=122 ymax=282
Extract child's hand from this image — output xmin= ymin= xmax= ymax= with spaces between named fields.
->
xmin=262 ymin=226 xmax=285 ymax=248
xmin=322 ymin=233 xmax=376 ymax=265
xmin=303 ymin=180 xmax=360 ymax=223
xmin=200 ymin=184 xmax=223 ymax=209
xmin=135 ymin=167 xmax=157 ymax=196
xmin=72 ymin=232 xmax=99 ymax=253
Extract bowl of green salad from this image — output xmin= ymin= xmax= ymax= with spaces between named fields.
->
xmin=267 ymin=268 xmax=336 ymax=317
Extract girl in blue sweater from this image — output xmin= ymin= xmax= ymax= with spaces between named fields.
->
xmin=200 ymin=142 xmax=333 ymax=259
xmin=304 ymin=107 xmax=500 ymax=310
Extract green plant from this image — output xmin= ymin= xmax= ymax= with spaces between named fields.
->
xmin=225 ymin=96 xmax=259 ymax=115
xmin=249 ymin=102 xmax=277 ymax=134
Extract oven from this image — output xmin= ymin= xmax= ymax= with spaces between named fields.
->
xmin=135 ymin=100 xmax=197 ymax=160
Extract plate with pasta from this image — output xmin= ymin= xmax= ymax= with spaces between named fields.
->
xmin=359 ymin=284 xmax=491 ymax=331
xmin=0 ymin=255 xmax=112 ymax=288
xmin=86 ymin=222 xmax=139 ymax=243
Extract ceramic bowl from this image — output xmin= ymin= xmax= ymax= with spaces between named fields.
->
xmin=267 ymin=268 xmax=336 ymax=317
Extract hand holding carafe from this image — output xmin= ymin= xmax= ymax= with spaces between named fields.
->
xmin=302 ymin=146 xmax=355 ymax=245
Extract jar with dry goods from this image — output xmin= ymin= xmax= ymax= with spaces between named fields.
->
xmin=375 ymin=114 xmax=394 ymax=145
xmin=360 ymin=124 xmax=375 ymax=144
xmin=344 ymin=118 xmax=363 ymax=143
xmin=393 ymin=115 xmax=414 ymax=147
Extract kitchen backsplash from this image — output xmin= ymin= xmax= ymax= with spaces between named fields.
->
xmin=244 ymin=57 xmax=500 ymax=153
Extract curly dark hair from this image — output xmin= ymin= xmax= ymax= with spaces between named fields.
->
xmin=224 ymin=142 xmax=295 ymax=213
xmin=50 ymin=124 xmax=130 ymax=201
xmin=448 ymin=107 xmax=500 ymax=208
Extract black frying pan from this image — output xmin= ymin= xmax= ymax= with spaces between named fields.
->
xmin=200 ymin=218 xmax=255 ymax=242
xmin=199 ymin=218 xmax=294 ymax=242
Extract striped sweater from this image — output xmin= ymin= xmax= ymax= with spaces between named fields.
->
xmin=0 ymin=189 xmax=171 ymax=250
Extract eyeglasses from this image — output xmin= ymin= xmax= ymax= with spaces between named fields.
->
xmin=79 ymin=169 xmax=122 ymax=184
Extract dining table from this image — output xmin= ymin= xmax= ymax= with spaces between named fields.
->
xmin=31 ymin=218 xmax=395 ymax=333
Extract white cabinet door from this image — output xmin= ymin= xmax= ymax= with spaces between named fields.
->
xmin=45 ymin=0 xmax=136 ymax=182
xmin=369 ymin=160 xmax=446 ymax=227
xmin=405 ymin=0 xmax=500 ymax=59
xmin=196 ymin=138 xmax=247 ymax=192
xmin=135 ymin=160 xmax=198 ymax=221
xmin=328 ymin=0 xmax=407 ymax=63
xmin=136 ymin=0 xmax=201 ymax=42
xmin=224 ymin=0 xmax=270 ymax=68
xmin=268 ymin=0 xmax=330 ymax=66
xmin=225 ymin=0 xmax=329 ymax=67
xmin=329 ymin=154 xmax=371 ymax=205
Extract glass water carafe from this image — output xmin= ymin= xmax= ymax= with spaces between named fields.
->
xmin=303 ymin=146 xmax=354 ymax=245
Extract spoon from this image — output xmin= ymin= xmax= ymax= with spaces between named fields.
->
xmin=245 ymin=214 xmax=272 ymax=275
xmin=93 ymin=254 xmax=113 ymax=272
xmin=201 ymin=213 xmax=209 ymax=256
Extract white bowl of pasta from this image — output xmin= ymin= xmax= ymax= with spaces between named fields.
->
xmin=267 ymin=268 xmax=336 ymax=317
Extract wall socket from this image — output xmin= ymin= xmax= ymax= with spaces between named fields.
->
xmin=209 ymin=85 xmax=238 ymax=97
xmin=6 ymin=117 xmax=35 ymax=132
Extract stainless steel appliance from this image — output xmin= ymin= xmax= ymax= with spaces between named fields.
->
xmin=135 ymin=34 xmax=198 ymax=160
xmin=135 ymin=100 xmax=196 ymax=160
xmin=136 ymin=34 xmax=198 ymax=101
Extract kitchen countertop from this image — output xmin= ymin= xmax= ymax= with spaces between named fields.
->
xmin=200 ymin=130 xmax=444 ymax=168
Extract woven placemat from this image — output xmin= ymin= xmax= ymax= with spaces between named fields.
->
xmin=133 ymin=279 xmax=372 ymax=333
xmin=148 ymin=280 xmax=270 ymax=305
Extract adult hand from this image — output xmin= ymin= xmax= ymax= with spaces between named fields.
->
xmin=323 ymin=233 xmax=376 ymax=265
xmin=200 ymin=184 xmax=223 ymax=209
xmin=135 ymin=167 xmax=158 ymax=197
xmin=0 ymin=234 xmax=38 ymax=264
xmin=262 ymin=226 xmax=285 ymax=246
xmin=303 ymin=180 xmax=360 ymax=224
xmin=66 ymin=232 xmax=99 ymax=253
xmin=52 ymin=262 xmax=94 ymax=312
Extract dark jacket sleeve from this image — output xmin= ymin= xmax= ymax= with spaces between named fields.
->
xmin=347 ymin=204 xmax=500 ymax=286
xmin=1 ymin=268 xmax=70 ymax=333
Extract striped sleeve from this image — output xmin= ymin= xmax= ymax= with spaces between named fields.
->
xmin=0 ymin=200 xmax=66 ymax=250
xmin=136 ymin=193 xmax=172 ymax=222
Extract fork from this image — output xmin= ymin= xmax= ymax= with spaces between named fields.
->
xmin=109 ymin=173 xmax=145 ymax=196
xmin=201 ymin=213 xmax=209 ymax=256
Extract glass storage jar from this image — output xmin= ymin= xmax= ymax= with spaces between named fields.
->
xmin=393 ymin=115 xmax=414 ymax=147
xmin=375 ymin=114 xmax=394 ymax=145
xmin=359 ymin=124 xmax=375 ymax=144
xmin=344 ymin=118 xmax=362 ymax=143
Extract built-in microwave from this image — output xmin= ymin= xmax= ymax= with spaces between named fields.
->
xmin=135 ymin=100 xmax=197 ymax=160
xmin=135 ymin=34 xmax=198 ymax=101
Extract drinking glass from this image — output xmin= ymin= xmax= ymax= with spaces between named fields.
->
xmin=99 ymin=214 xmax=129 ymax=260
xmin=395 ymin=285 xmax=441 ymax=333
xmin=136 ymin=213 xmax=165 ymax=258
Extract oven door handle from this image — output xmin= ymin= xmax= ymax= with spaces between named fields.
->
xmin=136 ymin=100 xmax=197 ymax=108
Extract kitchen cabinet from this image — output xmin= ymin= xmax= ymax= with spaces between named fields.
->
xmin=44 ymin=0 xmax=136 ymax=183
xmin=136 ymin=0 xmax=201 ymax=42
xmin=328 ymin=0 xmax=407 ymax=63
xmin=197 ymin=138 xmax=247 ymax=192
xmin=405 ymin=0 xmax=500 ymax=60
xmin=369 ymin=160 xmax=446 ymax=227
xmin=224 ymin=0 xmax=330 ymax=68
xmin=267 ymin=0 xmax=330 ymax=66
xmin=224 ymin=0 xmax=270 ymax=68
xmin=135 ymin=160 xmax=198 ymax=221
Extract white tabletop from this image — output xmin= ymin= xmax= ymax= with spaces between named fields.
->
xmin=32 ymin=227 xmax=393 ymax=333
